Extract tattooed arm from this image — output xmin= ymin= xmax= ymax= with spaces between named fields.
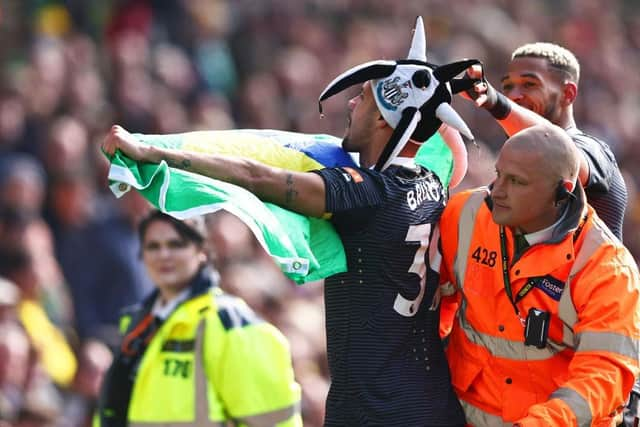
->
xmin=102 ymin=125 xmax=327 ymax=217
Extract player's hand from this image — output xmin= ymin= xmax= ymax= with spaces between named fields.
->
xmin=102 ymin=125 xmax=151 ymax=161
xmin=460 ymin=64 xmax=497 ymax=109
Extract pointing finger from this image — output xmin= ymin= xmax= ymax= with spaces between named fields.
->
xmin=465 ymin=64 xmax=482 ymax=79
xmin=474 ymin=82 xmax=487 ymax=93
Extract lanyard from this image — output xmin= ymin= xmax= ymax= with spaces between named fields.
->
xmin=498 ymin=226 xmax=535 ymax=325
xmin=498 ymin=213 xmax=588 ymax=325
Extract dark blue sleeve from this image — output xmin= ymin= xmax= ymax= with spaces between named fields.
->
xmin=314 ymin=167 xmax=386 ymax=213
xmin=570 ymin=130 xmax=617 ymax=194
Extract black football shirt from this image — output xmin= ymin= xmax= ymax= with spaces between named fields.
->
xmin=315 ymin=164 xmax=465 ymax=427
xmin=568 ymin=127 xmax=627 ymax=240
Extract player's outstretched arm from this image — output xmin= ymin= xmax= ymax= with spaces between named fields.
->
xmin=461 ymin=65 xmax=551 ymax=136
xmin=460 ymin=66 xmax=588 ymax=184
xmin=102 ymin=125 xmax=327 ymax=218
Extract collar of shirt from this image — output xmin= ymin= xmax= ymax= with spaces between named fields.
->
xmin=520 ymin=206 xmax=569 ymax=246
xmin=151 ymin=287 xmax=191 ymax=320
xmin=389 ymin=156 xmax=417 ymax=169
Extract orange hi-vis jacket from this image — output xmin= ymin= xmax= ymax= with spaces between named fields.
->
xmin=438 ymin=186 xmax=640 ymax=427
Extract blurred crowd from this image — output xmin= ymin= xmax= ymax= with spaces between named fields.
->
xmin=0 ymin=0 xmax=638 ymax=426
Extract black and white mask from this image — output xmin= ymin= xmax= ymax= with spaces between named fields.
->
xmin=319 ymin=16 xmax=478 ymax=171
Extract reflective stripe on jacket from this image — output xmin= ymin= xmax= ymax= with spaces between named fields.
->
xmin=439 ymin=187 xmax=640 ymax=427
xmin=103 ymin=288 xmax=301 ymax=427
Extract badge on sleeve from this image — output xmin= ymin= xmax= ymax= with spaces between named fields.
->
xmin=341 ymin=167 xmax=364 ymax=183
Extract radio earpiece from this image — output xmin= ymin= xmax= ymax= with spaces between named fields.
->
xmin=554 ymin=180 xmax=576 ymax=205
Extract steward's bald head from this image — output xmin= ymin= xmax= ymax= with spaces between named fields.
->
xmin=505 ymin=124 xmax=580 ymax=185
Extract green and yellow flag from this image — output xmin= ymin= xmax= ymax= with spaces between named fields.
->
xmin=106 ymin=129 xmax=453 ymax=284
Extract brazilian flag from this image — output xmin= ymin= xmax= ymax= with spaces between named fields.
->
xmin=106 ymin=129 xmax=453 ymax=284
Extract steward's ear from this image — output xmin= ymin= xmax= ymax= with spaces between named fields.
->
xmin=563 ymin=178 xmax=575 ymax=193
xmin=198 ymin=251 xmax=208 ymax=265
xmin=562 ymin=81 xmax=577 ymax=106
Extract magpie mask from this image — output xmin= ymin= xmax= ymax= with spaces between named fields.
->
xmin=319 ymin=16 xmax=479 ymax=171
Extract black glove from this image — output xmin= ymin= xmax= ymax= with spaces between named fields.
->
xmin=462 ymin=70 xmax=511 ymax=120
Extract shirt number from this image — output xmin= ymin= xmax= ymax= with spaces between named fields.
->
xmin=163 ymin=358 xmax=191 ymax=378
xmin=471 ymin=246 xmax=497 ymax=267
xmin=394 ymin=224 xmax=431 ymax=317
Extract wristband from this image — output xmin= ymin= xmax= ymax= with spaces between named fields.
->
xmin=486 ymin=92 xmax=512 ymax=120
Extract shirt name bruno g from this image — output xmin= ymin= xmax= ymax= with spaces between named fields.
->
xmin=407 ymin=179 xmax=444 ymax=210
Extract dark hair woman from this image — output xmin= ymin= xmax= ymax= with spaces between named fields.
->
xmin=97 ymin=210 xmax=301 ymax=427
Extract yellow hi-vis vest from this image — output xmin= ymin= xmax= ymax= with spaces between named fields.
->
xmin=118 ymin=289 xmax=302 ymax=426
